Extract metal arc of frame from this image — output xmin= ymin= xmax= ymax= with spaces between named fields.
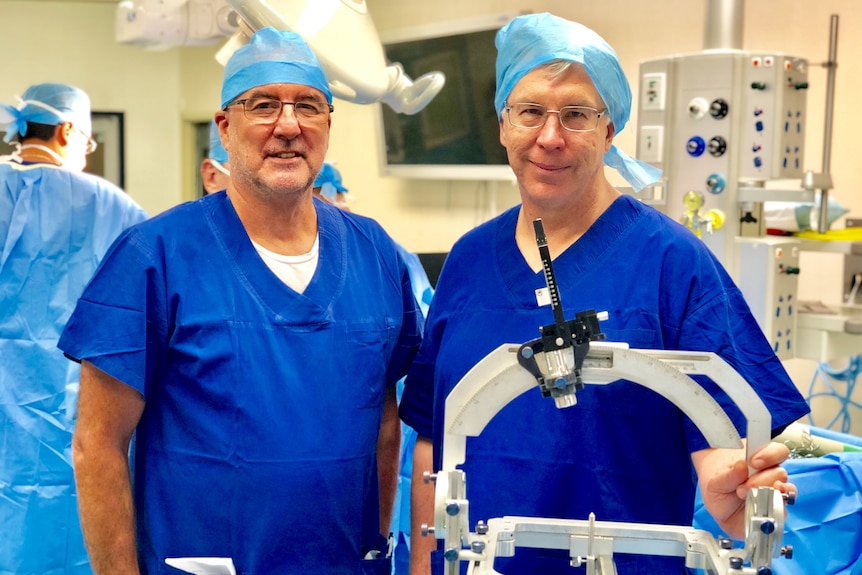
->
xmin=437 ymin=342 xmax=773 ymax=542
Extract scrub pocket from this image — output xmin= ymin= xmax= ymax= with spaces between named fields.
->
xmin=359 ymin=533 xmax=393 ymax=575
xmin=344 ymin=321 xmax=393 ymax=408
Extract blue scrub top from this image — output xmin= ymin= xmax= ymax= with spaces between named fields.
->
xmin=0 ymin=160 xmax=147 ymax=575
xmin=59 ymin=192 xmax=423 ymax=575
xmin=400 ymin=195 xmax=810 ymax=575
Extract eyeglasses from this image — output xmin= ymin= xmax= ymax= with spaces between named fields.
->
xmin=225 ymin=97 xmax=334 ymax=125
xmin=504 ymin=103 xmax=607 ymax=132
xmin=74 ymin=128 xmax=98 ymax=155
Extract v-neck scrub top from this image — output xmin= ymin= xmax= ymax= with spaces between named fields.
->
xmin=59 ymin=191 xmax=423 ymax=574
xmin=399 ymin=195 xmax=809 ymax=575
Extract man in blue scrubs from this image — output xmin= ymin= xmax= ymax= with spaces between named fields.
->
xmin=399 ymin=13 xmax=810 ymax=574
xmin=59 ymin=27 xmax=422 ymax=574
xmin=0 ymin=82 xmax=147 ymax=575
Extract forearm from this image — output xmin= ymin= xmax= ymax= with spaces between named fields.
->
xmin=377 ymin=385 xmax=401 ymax=536
xmin=74 ymin=438 xmax=140 ymax=574
xmin=409 ymin=437 xmax=436 ymax=575
xmin=74 ymin=361 xmax=144 ymax=574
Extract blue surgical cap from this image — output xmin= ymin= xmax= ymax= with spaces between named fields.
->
xmin=0 ymin=83 xmax=92 ymax=144
xmin=208 ymin=119 xmax=229 ymax=164
xmin=495 ymin=13 xmax=661 ymax=192
xmin=313 ymin=162 xmax=348 ymax=201
xmin=220 ymin=27 xmax=332 ymax=109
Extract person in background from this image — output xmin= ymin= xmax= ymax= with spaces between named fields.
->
xmin=399 ymin=13 xmax=810 ymax=575
xmin=200 ymin=118 xmax=230 ymax=194
xmin=312 ymin=160 xmax=351 ymax=210
xmin=59 ymin=26 xmax=422 ymax=575
xmin=0 ymin=82 xmax=148 ymax=575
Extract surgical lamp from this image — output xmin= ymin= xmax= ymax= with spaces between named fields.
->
xmin=115 ymin=0 xmax=445 ymax=114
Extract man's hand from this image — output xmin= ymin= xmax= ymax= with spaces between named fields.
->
xmin=692 ymin=441 xmax=795 ymax=540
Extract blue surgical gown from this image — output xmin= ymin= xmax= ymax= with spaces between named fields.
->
xmin=58 ymin=191 xmax=423 ymax=575
xmin=399 ymin=195 xmax=810 ymax=575
xmin=0 ymin=161 xmax=148 ymax=575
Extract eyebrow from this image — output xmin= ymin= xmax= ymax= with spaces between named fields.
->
xmin=515 ymin=100 xmax=600 ymax=109
xmin=246 ymin=90 xmax=326 ymax=103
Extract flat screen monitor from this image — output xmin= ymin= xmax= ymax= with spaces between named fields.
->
xmin=376 ymin=13 xmax=519 ymax=181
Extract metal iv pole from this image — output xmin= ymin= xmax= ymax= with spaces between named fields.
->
xmin=816 ymin=15 xmax=839 ymax=233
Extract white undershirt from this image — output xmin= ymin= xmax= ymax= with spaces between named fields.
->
xmin=251 ymin=234 xmax=319 ymax=293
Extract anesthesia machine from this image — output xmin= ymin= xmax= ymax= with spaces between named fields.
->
xmin=634 ymin=0 xmax=847 ymax=364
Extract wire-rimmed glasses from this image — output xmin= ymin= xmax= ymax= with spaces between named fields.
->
xmin=504 ymin=102 xmax=607 ymax=132
xmin=74 ymin=128 xmax=98 ymax=154
xmin=225 ymin=97 xmax=334 ymax=125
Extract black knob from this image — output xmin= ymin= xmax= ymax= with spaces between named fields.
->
xmin=782 ymin=545 xmax=794 ymax=559
xmin=708 ymin=136 xmax=727 ymax=157
xmin=710 ymin=98 xmax=729 ymax=119
xmin=729 ymin=556 xmax=744 ymax=569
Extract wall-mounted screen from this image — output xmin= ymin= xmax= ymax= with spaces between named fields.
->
xmin=376 ymin=13 xmax=519 ymax=181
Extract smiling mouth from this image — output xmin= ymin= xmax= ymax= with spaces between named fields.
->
xmin=270 ymin=151 xmax=300 ymax=159
xmin=532 ymin=161 xmax=565 ymax=171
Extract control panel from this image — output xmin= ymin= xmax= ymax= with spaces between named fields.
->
xmin=636 ymin=51 xmax=808 ymax=279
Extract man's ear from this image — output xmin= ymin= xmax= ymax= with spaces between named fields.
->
xmin=605 ymin=121 xmax=616 ymax=151
xmin=200 ymin=159 xmax=221 ymax=194
xmin=214 ymin=111 xmax=229 ymax=153
xmin=55 ymin=122 xmax=74 ymax=147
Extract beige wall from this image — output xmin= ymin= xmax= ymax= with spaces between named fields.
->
xmin=1 ymin=1 xmax=184 ymax=216
xmin=3 ymin=0 xmax=859 ymax=252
